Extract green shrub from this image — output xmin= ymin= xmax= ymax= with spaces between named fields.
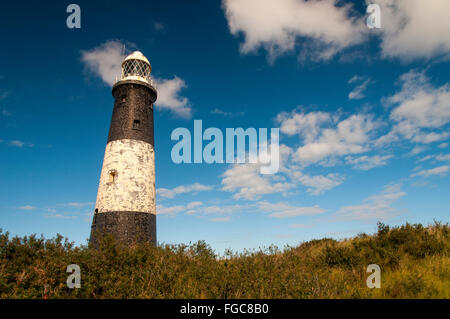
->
xmin=0 ymin=222 xmax=448 ymax=299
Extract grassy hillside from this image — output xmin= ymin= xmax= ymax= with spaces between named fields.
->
xmin=0 ymin=222 xmax=448 ymax=299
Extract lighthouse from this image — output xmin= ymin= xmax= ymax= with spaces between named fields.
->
xmin=90 ymin=51 xmax=157 ymax=245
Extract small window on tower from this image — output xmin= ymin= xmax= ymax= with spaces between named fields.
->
xmin=133 ymin=119 xmax=141 ymax=130
xmin=109 ymin=170 xmax=117 ymax=184
xmin=120 ymin=95 xmax=127 ymax=103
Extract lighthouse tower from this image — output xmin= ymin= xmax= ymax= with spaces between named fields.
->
xmin=90 ymin=51 xmax=157 ymax=245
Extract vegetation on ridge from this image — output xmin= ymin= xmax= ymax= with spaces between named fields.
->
xmin=0 ymin=222 xmax=448 ymax=298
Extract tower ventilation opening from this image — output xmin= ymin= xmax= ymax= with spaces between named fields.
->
xmin=109 ymin=170 xmax=117 ymax=184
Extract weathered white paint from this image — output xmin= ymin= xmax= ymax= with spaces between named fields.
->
xmin=95 ymin=139 xmax=155 ymax=214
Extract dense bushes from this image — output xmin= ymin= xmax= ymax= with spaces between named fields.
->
xmin=0 ymin=222 xmax=448 ymax=298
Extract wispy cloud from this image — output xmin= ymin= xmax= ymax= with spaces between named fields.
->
xmin=10 ymin=140 xmax=24 ymax=147
xmin=158 ymin=183 xmax=213 ymax=199
xmin=345 ymin=154 xmax=392 ymax=170
xmin=334 ymin=183 xmax=406 ymax=221
xmin=258 ymin=201 xmax=326 ymax=218
xmin=409 ymin=146 xmax=428 ymax=156
xmin=348 ymin=76 xmax=372 ymax=100
xmin=9 ymin=140 xmax=34 ymax=148
xmin=67 ymin=202 xmax=94 ymax=208
xmin=417 ymin=153 xmax=450 ymax=164
xmin=293 ymin=172 xmax=344 ymax=195
xmin=290 ymin=223 xmax=312 ymax=229
xmin=411 ymin=165 xmax=450 ymax=178
xmin=208 ymin=216 xmax=231 ymax=223
xmin=153 ymin=21 xmax=166 ymax=33
xmin=2 ymin=109 xmax=11 ymax=117
xmin=0 ymin=90 xmax=9 ymax=101
xmin=44 ymin=213 xmax=78 ymax=220
xmin=210 ymin=108 xmax=244 ymax=117
xmin=18 ymin=205 xmax=36 ymax=210
xmin=157 ymin=201 xmax=204 ymax=216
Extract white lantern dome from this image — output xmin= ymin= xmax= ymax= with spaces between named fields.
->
xmin=120 ymin=51 xmax=152 ymax=85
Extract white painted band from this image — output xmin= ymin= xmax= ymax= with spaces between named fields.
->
xmin=95 ymin=139 xmax=156 ymax=214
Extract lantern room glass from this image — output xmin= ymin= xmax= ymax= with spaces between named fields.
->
xmin=122 ymin=59 xmax=150 ymax=81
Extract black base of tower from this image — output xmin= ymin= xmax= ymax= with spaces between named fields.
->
xmin=89 ymin=211 xmax=156 ymax=246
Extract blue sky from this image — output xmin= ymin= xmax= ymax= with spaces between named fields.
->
xmin=0 ymin=0 xmax=449 ymax=253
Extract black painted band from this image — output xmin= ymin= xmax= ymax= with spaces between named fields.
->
xmin=108 ymin=81 xmax=157 ymax=145
xmin=90 ymin=211 xmax=157 ymax=246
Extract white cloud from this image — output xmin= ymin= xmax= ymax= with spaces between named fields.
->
xmin=154 ymin=77 xmax=192 ymax=119
xmin=277 ymin=111 xmax=331 ymax=141
xmin=18 ymin=205 xmax=36 ymax=210
xmin=157 ymin=205 xmax=185 ymax=216
xmin=436 ymin=154 xmax=450 ymax=162
xmin=159 ymin=201 xmax=249 ymax=219
xmin=345 ymin=154 xmax=392 ymax=170
xmin=10 ymin=140 xmax=24 ymax=148
xmin=209 ymin=216 xmax=231 ymax=222
xmin=45 ymin=213 xmax=78 ymax=220
xmin=67 ymin=202 xmax=94 ymax=208
xmin=348 ymin=76 xmax=372 ymax=100
xmin=201 ymin=205 xmax=245 ymax=215
xmin=153 ymin=22 xmax=166 ymax=33
xmin=292 ymin=171 xmax=344 ymax=195
xmin=157 ymin=183 xmax=213 ymax=199
xmin=258 ymin=201 xmax=326 ymax=218
xmin=224 ymin=0 xmax=450 ymax=63
xmin=222 ymin=0 xmax=365 ymax=62
xmin=438 ymin=143 xmax=448 ymax=149
xmin=210 ymin=108 xmax=244 ymax=117
xmin=290 ymin=223 xmax=312 ymax=229
xmin=81 ymin=40 xmax=191 ymax=118
xmin=0 ymin=90 xmax=9 ymax=101
xmin=412 ymin=132 xmax=449 ymax=144
xmin=390 ymin=70 xmax=448 ymax=128
xmin=409 ymin=146 xmax=428 ymax=156
xmin=221 ymin=163 xmax=293 ymax=200
xmin=373 ymin=0 xmax=450 ymax=60
xmin=220 ymin=143 xmax=344 ymax=198
xmin=377 ymin=70 xmax=450 ymax=146
xmin=186 ymin=201 xmax=203 ymax=209
xmin=157 ymin=201 xmax=204 ymax=216
xmin=9 ymin=140 xmax=33 ymax=148
xmin=411 ymin=165 xmax=450 ymax=178
xmin=335 ymin=183 xmax=406 ymax=221
xmin=278 ymin=112 xmax=378 ymax=165
xmin=81 ymin=40 xmax=126 ymax=86
xmin=2 ymin=109 xmax=11 ymax=117
xmin=417 ymin=155 xmax=433 ymax=162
